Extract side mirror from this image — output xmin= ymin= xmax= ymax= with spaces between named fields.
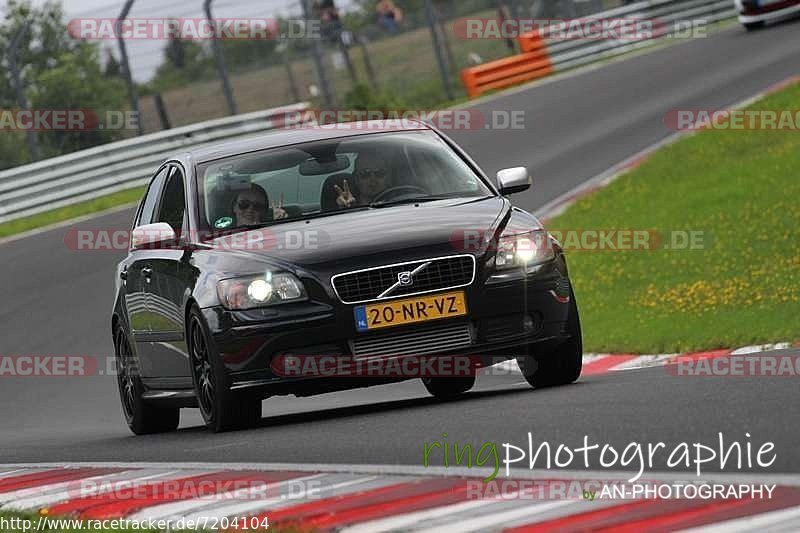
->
xmin=131 ymin=222 xmax=177 ymax=250
xmin=497 ymin=167 xmax=532 ymax=195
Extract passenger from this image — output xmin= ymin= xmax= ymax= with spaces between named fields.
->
xmin=232 ymin=184 xmax=287 ymax=226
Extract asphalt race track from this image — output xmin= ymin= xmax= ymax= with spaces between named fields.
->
xmin=1 ymin=20 xmax=799 ymax=475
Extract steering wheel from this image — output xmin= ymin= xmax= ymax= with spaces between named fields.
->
xmin=371 ymin=185 xmax=427 ymax=204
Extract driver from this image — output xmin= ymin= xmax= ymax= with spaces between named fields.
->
xmin=334 ymin=152 xmax=391 ymax=208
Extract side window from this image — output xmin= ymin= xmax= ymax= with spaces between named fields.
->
xmin=155 ymin=166 xmax=186 ymax=236
xmin=136 ymin=167 xmax=169 ymax=227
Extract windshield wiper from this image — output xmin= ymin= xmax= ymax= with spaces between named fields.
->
xmin=369 ymin=195 xmax=453 ymax=208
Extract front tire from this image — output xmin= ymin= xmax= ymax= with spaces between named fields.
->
xmin=422 ymin=374 xmax=476 ymax=399
xmin=743 ymin=21 xmax=764 ymax=31
xmin=114 ymin=327 xmax=180 ymax=435
xmin=517 ymin=289 xmax=582 ymax=388
xmin=188 ymin=307 xmax=261 ymax=432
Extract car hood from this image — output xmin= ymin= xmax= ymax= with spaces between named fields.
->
xmin=207 ymin=196 xmax=537 ymax=268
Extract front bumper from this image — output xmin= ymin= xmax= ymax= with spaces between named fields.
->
xmin=737 ymin=0 xmax=800 ymax=23
xmin=203 ymin=258 xmax=574 ymax=396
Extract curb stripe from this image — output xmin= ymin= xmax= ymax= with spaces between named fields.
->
xmin=81 ymin=471 xmax=307 ymax=520
xmin=678 ymin=504 xmax=800 ymax=532
xmin=596 ymin=488 xmax=800 ymax=532
xmin=0 ymin=468 xmax=123 ymax=493
xmin=125 ymin=473 xmax=328 ymax=522
xmin=1 ymin=467 xmax=798 ymax=530
xmin=177 ymin=476 xmax=391 ymax=524
xmin=253 ymin=479 xmax=469 ymax=529
xmin=582 ymin=355 xmax=638 ymax=375
xmin=3 ymin=470 xmax=188 ymax=512
xmin=425 ymin=500 xmax=575 ymax=533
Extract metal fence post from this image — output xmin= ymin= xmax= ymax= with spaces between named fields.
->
xmin=283 ymin=47 xmax=301 ymax=103
xmin=116 ymin=0 xmax=144 ymax=135
xmin=357 ymin=35 xmax=377 ymax=89
xmin=204 ymin=0 xmax=238 ymax=116
xmin=301 ymin=0 xmax=335 ymax=107
xmin=8 ymin=21 xmax=40 ymax=162
xmin=424 ymin=0 xmax=453 ymax=100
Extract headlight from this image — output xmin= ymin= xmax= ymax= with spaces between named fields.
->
xmin=217 ymin=272 xmax=307 ymax=310
xmin=494 ymin=229 xmax=555 ymax=270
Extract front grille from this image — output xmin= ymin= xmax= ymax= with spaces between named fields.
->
xmin=332 ymin=255 xmax=475 ymax=304
xmin=352 ymin=323 xmax=473 ymax=358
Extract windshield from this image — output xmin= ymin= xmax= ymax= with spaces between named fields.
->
xmin=196 ymin=130 xmax=493 ymax=232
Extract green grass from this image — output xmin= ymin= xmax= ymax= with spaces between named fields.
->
xmin=0 ymin=188 xmax=143 ymax=239
xmin=548 ymin=82 xmax=800 ymax=353
xmin=0 ymin=510 xmax=310 ymax=533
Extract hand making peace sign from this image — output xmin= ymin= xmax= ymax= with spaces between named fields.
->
xmin=333 ymin=179 xmax=358 ymax=208
xmin=272 ymin=192 xmax=288 ymax=220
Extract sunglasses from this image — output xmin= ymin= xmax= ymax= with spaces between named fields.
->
xmin=357 ymin=168 xmax=387 ymax=180
xmin=236 ymin=200 xmax=266 ymax=211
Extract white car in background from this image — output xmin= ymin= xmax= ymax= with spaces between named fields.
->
xmin=735 ymin=0 xmax=800 ymax=30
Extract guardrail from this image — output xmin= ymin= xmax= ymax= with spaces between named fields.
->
xmin=0 ymin=103 xmax=311 ymax=225
xmin=461 ymin=0 xmax=736 ymax=98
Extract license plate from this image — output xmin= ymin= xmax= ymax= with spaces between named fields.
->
xmin=354 ymin=291 xmax=468 ymax=332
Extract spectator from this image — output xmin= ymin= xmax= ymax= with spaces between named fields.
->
xmin=314 ymin=0 xmax=343 ymax=41
xmin=376 ymin=0 xmax=403 ymax=34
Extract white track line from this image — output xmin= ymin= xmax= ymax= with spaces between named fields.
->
xmin=2 ymin=470 xmax=190 ymax=511
xmin=176 ymin=476 xmax=385 ymax=523
xmin=678 ymin=505 xmax=800 ymax=533
xmin=125 ymin=473 xmax=327 ymax=521
xmin=4 ymin=464 xmax=798 ymax=487
xmin=340 ymin=485 xmax=573 ymax=533
xmin=413 ymin=500 xmax=574 ymax=533
xmin=731 ymin=343 xmax=792 ymax=355
xmin=611 ymin=354 xmax=678 ymax=371
xmin=0 ymin=469 xmax=36 ymax=479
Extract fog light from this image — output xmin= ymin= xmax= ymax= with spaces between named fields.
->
xmin=523 ymin=315 xmax=535 ymax=332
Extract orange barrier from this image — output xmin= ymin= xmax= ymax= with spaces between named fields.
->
xmin=461 ymin=31 xmax=552 ymax=99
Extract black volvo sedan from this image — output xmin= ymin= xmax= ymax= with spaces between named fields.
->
xmin=111 ymin=120 xmax=582 ymax=433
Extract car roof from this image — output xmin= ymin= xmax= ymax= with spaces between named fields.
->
xmin=185 ymin=119 xmax=432 ymax=164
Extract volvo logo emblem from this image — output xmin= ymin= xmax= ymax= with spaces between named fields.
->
xmin=397 ymin=271 xmax=414 ymax=286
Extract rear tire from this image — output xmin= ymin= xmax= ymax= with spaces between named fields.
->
xmin=188 ymin=307 xmax=261 ymax=432
xmin=743 ymin=21 xmax=764 ymax=31
xmin=422 ymin=374 xmax=476 ymax=399
xmin=517 ymin=289 xmax=582 ymax=388
xmin=114 ymin=327 xmax=180 ymax=435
